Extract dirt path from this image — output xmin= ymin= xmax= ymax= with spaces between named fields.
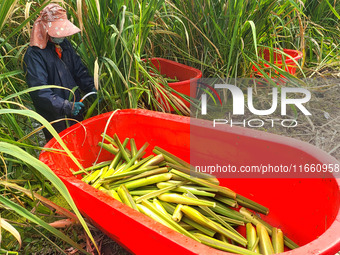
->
xmin=271 ymin=78 xmax=340 ymax=161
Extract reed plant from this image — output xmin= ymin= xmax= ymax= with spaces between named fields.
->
xmin=1 ymin=0 xmax=339 ymax=253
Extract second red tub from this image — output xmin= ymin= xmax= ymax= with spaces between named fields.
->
xmin=145 ymin=58 xmax=202 ymax=112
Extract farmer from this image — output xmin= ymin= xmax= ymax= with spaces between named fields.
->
xmin=23 ymin=3 xmax=96 ymax=142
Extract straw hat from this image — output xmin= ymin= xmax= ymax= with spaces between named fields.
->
xmin=30 ymin=4 xmax=80 ymax=49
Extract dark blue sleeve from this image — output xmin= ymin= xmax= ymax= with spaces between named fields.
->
xmin=24 ymin=48 xmax=73 ymax=116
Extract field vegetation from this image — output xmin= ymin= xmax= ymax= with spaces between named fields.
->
xmin=0 ymin=0 xmax=339 ymax=253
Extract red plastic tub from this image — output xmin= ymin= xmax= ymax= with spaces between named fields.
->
xmin=252 ymin=48 xmax=303 ymax=77
xmin=39 ymin=109 xmax=340 ymax=255
xmin=145 ymin=58 xmax=202 ymax=111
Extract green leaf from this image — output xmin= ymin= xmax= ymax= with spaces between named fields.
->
xmin=0 ymin=195 xmax=89 ymax=255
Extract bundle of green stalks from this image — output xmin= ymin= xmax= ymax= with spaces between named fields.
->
xmin=74 ymin=133 xmax=299 ymax=254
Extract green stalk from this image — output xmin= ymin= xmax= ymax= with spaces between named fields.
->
xmin=153 ymin=198 xmax=170 ymax=216
xmin=166 ymin=162 xmax=219 ymax=185
xmin=272 ymin=228 xmax=284 ymax=254
xmin=130 ymin=138 xmax=137 ymax=159
xmin=108 ymin=138 xmax=130 ymax=173
xmin=178 ymin=222 xmax=195 ymax=231
xmin=216 ymin=233 xmax=229 ymax=243
xmin=135 ymin=182 xmax=184 ymax=203
xmin=98 ymin=142 xmax=119 ymax=155
xmin=214 ymin=215 xmax=245 ymax=226
xmin=214 ymin=194 xmax=238 ymax=208
xmin=177 ymin=184 xmax=218 ymax=192
xmin=120 ymin=155 xmax=154 ymax=173
xmin=73 ymin=160 xmax=111 ymax=175
xmin=141 ymin=200 xmax=201 ymax=242
xmin=117 ymin=184 xmax=138 ymax=210
xmin=186 ymin=191 xmax=244 ymax=241
xmin=181 ymin=205 xmax=247 ymax=246
xmin=251 ymin=238 xmax=260 ymax=252
xmin=158 ymin=193 xmax=216 ymax=207
xmin=257 ymin=223 xmax=274 ymax=255
xmin=113 ymin=134 xmax=131 ymax=162
xmin=137 ymin=204 xmax=177 ymax=231
xmin=170 ymin=170 xmax=236 ymax=199
xmin=246 ymin=223 xmax=260 ymax=253
xmin=193 ymin=233 xmax=258 ymax=255
xmin=108 ymin=163 xmax=127 ymax=178
xmin=119 ymin=142 xmax=149 ymax=172
xmin=172 ymin=204 xmax=183 ymax=222
xmin=157 ymin=182 xmax=216 ymax=197
xmin=111 ymin=167 xmax=168 ymax=186
xmin=100 ymin=133 xmax=118 ymax=147
xmin=99 ymin=187 xmax=122 ymax=203
xmin=140 ymin=154 xmax=164 ymax=168
xmin=83 ymin=169 xmax=101 ymax=184
xmin=239 ymin=207 xmax=299 ymax=250
xmin=153 ymin=146 xmax=190 ymax=168
xmin=91 ymin=166 xmax=109 ymax=186
xmin=112 ymin=173 xmax=172 ymax=191
xmin=197 ymin=197 xmax=248 ymax=222
xmin=103 ymin=166 xmax=158 ymax=181
xmin=236 ymin=194 xmax=269 ymax=215
xmin=160 ymin=201 xmax=217 ymax=237
xmin=130 ymin=189 xmax=158 ymax=196
xmin=108 ymin=152 xmax=122 ymax=173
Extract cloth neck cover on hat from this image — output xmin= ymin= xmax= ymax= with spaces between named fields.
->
xmin=30 ymin=4 xmax=80 ymax=49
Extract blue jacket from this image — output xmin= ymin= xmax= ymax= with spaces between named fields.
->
xmin=24 ymin=39 xmax=94 ymax=140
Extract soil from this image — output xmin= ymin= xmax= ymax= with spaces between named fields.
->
xmin=266 ymin=76 xmax=340 ymax=161
xmin=198 ymin=75 xmax=340 ymax=161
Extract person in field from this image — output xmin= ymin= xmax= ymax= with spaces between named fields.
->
xmin=24 ymin=3 xmax=96 ymax=141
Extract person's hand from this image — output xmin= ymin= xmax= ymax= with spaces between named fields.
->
xmin=72 ymin=102 xmax=84 ymax=116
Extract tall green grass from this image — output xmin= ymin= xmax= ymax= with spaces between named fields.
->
xmin=0 ymin=1 xmax=98 ymax=253
xmin=1 ymin=0 xmax=340 ymax=253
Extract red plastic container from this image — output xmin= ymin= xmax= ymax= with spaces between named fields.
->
xmin=145 ymin=58 xmax=202 ymax=111
xmin=39 ymin=109 xmax=340 ymax=255
xmin=252 ymin=48 xmax=303 ymax=77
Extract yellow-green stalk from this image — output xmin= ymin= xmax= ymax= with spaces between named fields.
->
xmin=141 ymin=200 xmax=201 ymax=243
xmin=193 ymin=233 xmax=258 ymax=255
xmin=172 ymin=204 xmax=183 ymax=222
xmin=99 ymin=187 xmax=122 ymax=203
xmin=158 ymin=193 xmax=216 ymax=207
xmin=246 ymin=223 xmax=260 ymax=253
xmin=181 ymin=205 xmax=247 ymax=246
xmin=257 ymin=223 xmax=274 ymax=255
xmin=185 ymin=191 xmax=244 ymax=240
xmin=113 ymin=173 xmax=172 ymax=191
xmin=135 ymin=182 xmax=183 ymax=203
xmin=153 ymin=146 xmax=190 ymax=168
xmin=236 ymin=194 xmax=269 ymax=215
xmin=73 ymin=160 xmax=111 ymax=175
xmin=272 ymin=228 xmax=284 ymax=254
xmin=140 ymin=154 xmax=165 ymax=168
xmin=117 ymin=184 xmax=138 ymax=210
xmin=136 ymin=204 xmax=177 ymax=231
xmin=159 ymin=201 xmax=217 ymax=237
xmin=157 ymin=182 xmax=216 ymax=197
xmin=240 ymin=207 xmax=299 ymax=250
xmin=214 ymin=194 xmax=238 ymax=207
xmin=112 ymin=167 xmax=168 ymax=186
xmin=153 ymin=198 xmax=170 ymax=216
xmin=170 ymin=170 xmax=236 ymax=199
